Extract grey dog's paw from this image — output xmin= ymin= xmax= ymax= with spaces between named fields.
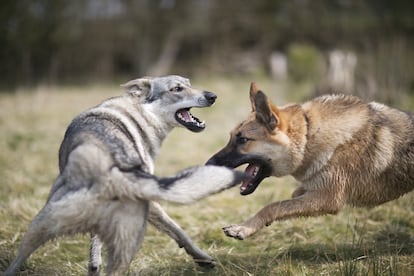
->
xmin=222 ymin=224 xmax=251 ymax=240
xmin=194 ymin=257 xmax=216 ymax=269
xmin=185 ymin=243 xmax=216 ymax=269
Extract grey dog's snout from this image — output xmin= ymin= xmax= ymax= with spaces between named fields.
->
xmin=203 ymin=91 xmax=217 ymax=105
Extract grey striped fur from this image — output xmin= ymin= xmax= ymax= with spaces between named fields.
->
xmin=5 ymin=75 xmax=244 ymax=276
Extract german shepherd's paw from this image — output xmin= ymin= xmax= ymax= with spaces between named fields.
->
xmin=222 ymin=224 xmax=255 ymax=240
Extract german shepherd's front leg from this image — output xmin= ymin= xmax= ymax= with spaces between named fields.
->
xmin=223 ymin=190 xmax=342 ymax=240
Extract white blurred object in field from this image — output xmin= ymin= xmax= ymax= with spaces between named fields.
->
xmin=327 ymin=50 xmax=357 ymax=93
xmin=269 ymin=52 xmax=288 ymax=80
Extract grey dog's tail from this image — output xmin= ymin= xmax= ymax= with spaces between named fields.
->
xmin=112 ymin=165 xmax=245 ymax=204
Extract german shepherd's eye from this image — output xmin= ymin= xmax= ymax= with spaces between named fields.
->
xmin=170 ymin=86 xmax=184 ymax=92
xmin=236 ymin=133 xmax=250 ymax=145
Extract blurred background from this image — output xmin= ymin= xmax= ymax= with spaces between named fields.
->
xmin=1 ymin=0 xmax=413 ymax=104
xmin=1 ymin=1 xmax=414 ymax=274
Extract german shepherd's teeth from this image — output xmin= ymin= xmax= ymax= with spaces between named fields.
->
xmin=252 ymin=166 xmax=258 ymax=176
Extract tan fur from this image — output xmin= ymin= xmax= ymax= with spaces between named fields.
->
xmin=207 ymin=82 xmax=414 ymax=240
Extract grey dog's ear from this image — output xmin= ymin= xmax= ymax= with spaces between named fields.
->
xmin=121 ymin=77 xmax=152 ymax=98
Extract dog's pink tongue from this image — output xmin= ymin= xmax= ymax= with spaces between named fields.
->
xmin=178 ymin=110 xmax=192 ymax=121
xmin=240 ymin=164 xmax=256 ymax=192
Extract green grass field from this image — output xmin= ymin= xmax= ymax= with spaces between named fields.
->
xmin=1 ymin=77 xmax=413 ymax=275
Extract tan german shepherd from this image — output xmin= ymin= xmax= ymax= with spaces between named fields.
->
xmin=207 ymin=82 xmax=414 ymax=240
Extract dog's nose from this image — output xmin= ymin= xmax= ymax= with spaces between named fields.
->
xmin=203 ymin=91 xmax=217 ymax=105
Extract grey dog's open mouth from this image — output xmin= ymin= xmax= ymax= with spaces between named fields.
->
xmin=175 ymin=108 xmax=206 ymax=132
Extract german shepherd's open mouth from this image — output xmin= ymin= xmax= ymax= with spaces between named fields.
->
xmin=236 ymin=158 xmax=272 ymax=195
xmin=175 ymin=108 xmax=206 ymax=132
xmin=241 ymin=162 xmax=272 ymax=195
xmin=207 ymin=155 xmax=272 ymax=195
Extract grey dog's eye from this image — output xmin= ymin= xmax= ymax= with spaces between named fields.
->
xmin=129 ymin=85 xmax=139 ymax=92
xmin=170 ymin=86 xmax=183 ymax=92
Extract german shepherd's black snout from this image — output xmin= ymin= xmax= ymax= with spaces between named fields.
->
xmin=206 ymin=156 xmax=217 ymax=166
xmin=206 ymin=146 xmax=239 ymax=167
xmin=203 ymin=91 xmax=217 ymax=105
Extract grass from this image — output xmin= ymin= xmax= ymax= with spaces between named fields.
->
xmin=0 ymin=76 xmax=414 ymax=275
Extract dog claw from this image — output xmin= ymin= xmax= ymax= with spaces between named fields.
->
xmin=87 ymin=265 xmax=101 ymax=276
xmin=187 ymin=248 xmax=215 ymax=268
xmin=222 ymin=224 xmax=249 ymax=240
xmin=195 ymin=258 xmax=216 ymax=269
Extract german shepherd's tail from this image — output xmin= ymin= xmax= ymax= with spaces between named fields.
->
xmin=110 ymin=165 xmax=246 ymax=204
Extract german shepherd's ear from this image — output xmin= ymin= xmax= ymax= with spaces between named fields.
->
xmin=254 ymin=91 xmax=279 ymax=132
xmin=121 ymin=77 xmax=152 ymax=99
xmin=249 ymin=82 xmax=260 ymax=112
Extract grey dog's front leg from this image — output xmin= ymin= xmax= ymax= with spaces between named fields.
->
xmin=88 ymin=234 xmax=103 ymax=276
xmin=148 ymin=202 xmax=215 ymax=267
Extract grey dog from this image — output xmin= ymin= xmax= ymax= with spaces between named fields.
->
xmin=5 ymin=75 xmax=244 ymax=275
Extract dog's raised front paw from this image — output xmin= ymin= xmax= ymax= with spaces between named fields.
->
xmin=222 ymin=224 xmax=254 ymax=240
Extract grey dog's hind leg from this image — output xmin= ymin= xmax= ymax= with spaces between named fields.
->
xmin=88 ymin=234 xmax=103 ymax=276
xmin=148 ymin=202 xmax=215 ymax=267
xmin=103 ymin=201 xmax=148 ymax=275
xmin=4 ymin=207 xmax=56 ymax=275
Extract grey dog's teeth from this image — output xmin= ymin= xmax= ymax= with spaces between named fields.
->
xmin=178 ymin=113 xmax=194 ymax=123
xmin=178 ymin=112 xmax=205 ymax=128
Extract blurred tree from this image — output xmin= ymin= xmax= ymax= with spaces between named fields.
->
xmin=0 ymin=0 xmax=68 ymax=85
xmin=0 ymin=0 xmax=412 ymax=89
